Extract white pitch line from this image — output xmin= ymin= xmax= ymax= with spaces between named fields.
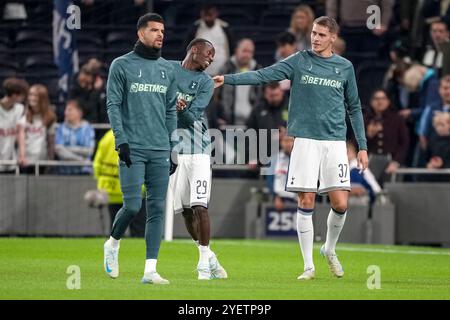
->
xmin=337 ymin=246 xmax=450 ymax=256
xmin=172 ymin=240 xmax=450 ymax=256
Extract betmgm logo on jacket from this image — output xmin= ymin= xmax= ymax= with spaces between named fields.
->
xmin=300 ymin=74 xmax=342 ymax=89
xmin=130 ymin=82 xmax=167 ymax=93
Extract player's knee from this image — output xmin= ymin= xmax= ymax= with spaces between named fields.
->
xmin=193 ymin=205 xmax=208 ymax=218
xmin=182 ymin=210 xmax=194 ymax=221
xmin=298 ymin=196 xmax=315 ymax=209
xmin=123 ymin=199 xmax=142 ymax=215
xmin=148 ymin=200 xmax=165 ymax=216
xmin=332 ymin=204 xmax=348 ymax=214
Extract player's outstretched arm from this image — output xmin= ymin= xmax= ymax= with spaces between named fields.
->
xmin=213 ymin=75 xmax=224 ymax=89
xmin=217 ymin=54 xmax=297 ymax=87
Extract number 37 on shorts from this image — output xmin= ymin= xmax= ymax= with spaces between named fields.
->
xmin=286 ymin=138 xmax=351 ymax=195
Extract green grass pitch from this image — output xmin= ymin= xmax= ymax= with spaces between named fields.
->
xmin=0 ymin=238 xmax=449 ymax=300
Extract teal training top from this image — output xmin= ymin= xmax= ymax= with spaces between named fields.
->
xmin=170 ymin=61 xmax=214 ymax=155
xmin=106 ymin=52 xmax=177 ymax=151
xmin=224 ymin=50 xmax=367 ymax=150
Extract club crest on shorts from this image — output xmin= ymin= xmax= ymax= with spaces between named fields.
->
xmin=160 ymin=70 xmax=166 ymax=79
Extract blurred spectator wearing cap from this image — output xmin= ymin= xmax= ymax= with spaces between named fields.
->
xmin=0 ymin=78 xmax=28 ymax=172
xmin=68 ymin=64 xmax=107 ymax=124
xmin=215 ymin=38 xmax=262 ymax=126
xmin=364 ymin=89 xmax=409 ymax=184
xmin=55 ymin=99 xmax=95 ymax=175
xmin=19 ymin=84 xmax=57 ymax=174
xmin=184 ymin=4 xmax=235 ymax=76
xmin=287 ymin=5 xmax=315 ymax=52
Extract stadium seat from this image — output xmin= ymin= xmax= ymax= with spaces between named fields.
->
xmin=76 ymin=33 xmax=103 ymax=52
xmin=25 ymin=1 xmax=53 ymax=23
xmin=105 ymin=31 xmax=137 ymax=53
xmin=24 ymin=56 xmax=58 ymax=77
xmin=260 ymin=10 xmax=291 ymax=28
xmin=0 ymin=61 xmax=20 ymax=73
xmin=15 ymin=30 xmax=53 ymax=50
xmin=0 ymin=32 xmax=10 ymax=47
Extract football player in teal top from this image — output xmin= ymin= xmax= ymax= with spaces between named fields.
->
xmin=104 ymin=13 xmax=177 ymax=285
xmin=214 ymin=17 xmax=369 ymax=280
xmin=170 ymin=39 xmax=227 ymax=280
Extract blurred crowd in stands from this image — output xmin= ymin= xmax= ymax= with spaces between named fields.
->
xmin=1 ymin=0 xmax=450 ymax=206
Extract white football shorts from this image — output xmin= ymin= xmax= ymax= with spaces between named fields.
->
xmin=285 ymin=138 xmax=351 ymax=195
xmin=170 ymin=154 xmax=212 ymax=214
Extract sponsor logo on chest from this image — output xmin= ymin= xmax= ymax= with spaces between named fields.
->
xmin=300 ymin=74 xmax=342 ymax=89
xmin=130 ymin=83 xmax=167 ymax=93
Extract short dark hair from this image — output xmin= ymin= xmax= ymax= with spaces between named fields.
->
xmin=276 ymin=32 xmax=296 ymax=46
xmin=66 ymin=99 xmax=84 ymax=114
xmin=371 ymin=88 xmax=389 ymax=100
xmin=186 ymin=38 xmax=214 ymax=52
xmin=430 ymin=18 xmax=449 ymax=29
xmin=313 ymin=16 xmax=339 ymax=34
xmin=264 ymin=82 xmax=281 ymax=91
xmin=2 ymin=78 xmax=29 ymax=97
xmin=136 ymin=13 xmax=164 ymax=30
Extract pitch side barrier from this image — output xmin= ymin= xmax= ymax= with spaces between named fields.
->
xmin=1 ymin=165 xmax=449 ymax=246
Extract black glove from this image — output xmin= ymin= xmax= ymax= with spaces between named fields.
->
xmin=118 ymin=143 xmax=132 ymax=168
xmin=169 ymin=157 xmax=177 ymax=176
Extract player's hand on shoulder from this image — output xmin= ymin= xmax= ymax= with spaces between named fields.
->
xmin=213 ymin=75 xmax=224 ymax=89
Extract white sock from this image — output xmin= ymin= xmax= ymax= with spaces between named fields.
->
xmin=109 ymin=236 xmax=120 ymax=248
xmin=198 ymin=245 xmax=210 ymax=265
xmin=324 ymin=208 xmax=347 ymax=255
xmin=144 ymin=259 xmax=157 ymax=274
xmin=296 ymin=208 xmax=315 ymax=271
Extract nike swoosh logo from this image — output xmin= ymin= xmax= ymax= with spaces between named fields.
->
xmin=340 ymin=180 xmax=349 ymax=183
xmin=300 ymin=230 xmax=311 ymax=234
xmin=197 ymin=196 xmax=207 ymax=200
xmin=105 ymin=261 xmax=112 ymax=273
